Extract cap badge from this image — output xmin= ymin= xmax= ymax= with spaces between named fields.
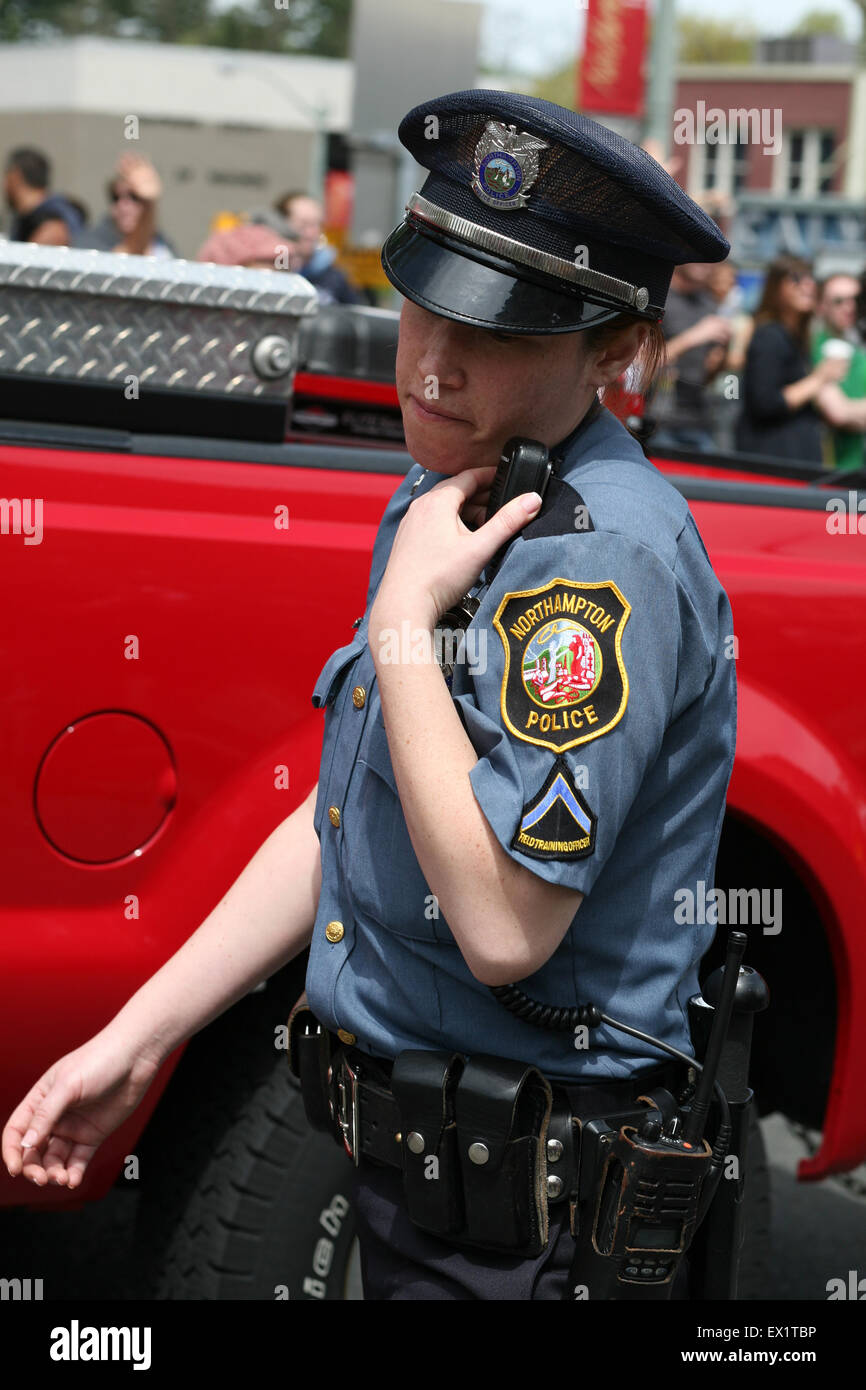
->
xmin=471 ymin=121 xmax=548 ymax=210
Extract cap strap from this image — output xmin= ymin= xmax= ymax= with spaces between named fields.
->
xmin=405 ymin=192 xmax=651 ymax=314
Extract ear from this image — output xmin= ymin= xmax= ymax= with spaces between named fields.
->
xmin=589 ymin=323 xmax=649 ymax=389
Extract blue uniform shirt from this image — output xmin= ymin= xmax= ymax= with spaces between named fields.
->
xmin=306 ymin=403 xmax=737 ymax=1080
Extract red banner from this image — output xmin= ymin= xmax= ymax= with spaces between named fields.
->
xmin=578 ymin=0 xmax=648 ymax=118
xmin=324 ymin=170 xmax=354 ymax=231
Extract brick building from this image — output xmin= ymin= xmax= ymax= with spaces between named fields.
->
xmin=672 ymin=36 xmax=866 ymax=271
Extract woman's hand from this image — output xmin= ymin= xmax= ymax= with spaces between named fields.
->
xmin=115 ymin=153 xmax=162 ymax=204
xmin=369 ymin=465 xmax=542 ymax=639
xmin=686 ymin=315 xmax=733 ymax=349
xmin=2 ymin=1030 xmax=165 ymax=1189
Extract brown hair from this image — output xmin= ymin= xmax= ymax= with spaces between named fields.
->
xmin=753 ymin=255 xmax=814 ymax=354
xmin=274 ymin=190 xmax=309 ymax=218
xmin=583 ymin=314 xmax=667 ymax=396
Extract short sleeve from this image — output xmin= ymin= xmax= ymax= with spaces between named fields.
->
xmin=454 ymin=527 xmax=713 ymax=896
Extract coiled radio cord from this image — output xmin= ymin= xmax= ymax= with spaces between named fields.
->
xmin=488 ymin=983 xmax=702 ymax=1073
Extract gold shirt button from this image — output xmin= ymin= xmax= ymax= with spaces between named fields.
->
xmin=325 ymin=921 xmax=344 ymax=943
xmin=328 ymin=805 xmax=341 ymax=827
xmin=337 ymin=1029 xmax=356 ymax=1045
xmin=352 ymin=686 xmax=366 ymax=708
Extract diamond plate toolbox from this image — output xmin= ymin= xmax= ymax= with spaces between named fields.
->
xmin=0 ymin=241 xmax=319 ymax=433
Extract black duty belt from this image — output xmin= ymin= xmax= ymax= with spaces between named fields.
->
xmin=328 ymin=1046 xmax=683 ymax=1169
xmin=286 ymin=996 xmax=690 ymax=1259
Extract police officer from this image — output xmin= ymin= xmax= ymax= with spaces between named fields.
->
xmin=2 ymin=90 xmax=736 ymax=1303
xmin=301 ymin=91 xmax=736 ymax=1299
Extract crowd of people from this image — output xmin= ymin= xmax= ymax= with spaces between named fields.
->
xmin=4 ymin=142 xmax=866 ymax=471
xmin=648 ymin=253 xmax=866 ymax=471
xmin=1 ymin=144 xmax=364 ymax=305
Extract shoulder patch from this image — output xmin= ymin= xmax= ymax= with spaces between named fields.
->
xmin=520 ymin=475 xmax=594 ymax=541
xmin=511 ymin=757 xmax=596 ymax=861
xmin=493 ymin=577 xmax=630 ymax=751
xmin=487 ymin=477 xmax=594 ymax=582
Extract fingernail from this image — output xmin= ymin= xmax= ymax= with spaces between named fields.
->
xmin=22 ymin=1129 xmax=37 ymax=1148
xmin=521 ymin=492 xmax=542 ymax=513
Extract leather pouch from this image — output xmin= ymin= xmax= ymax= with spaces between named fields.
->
xmin=454 ymin=1053 xmax=553 ymax=1257
xmin=390 ymin=1049 xmax=465 ymax=1237
xmin=287 ymin=992 xmax=336 ymax=1135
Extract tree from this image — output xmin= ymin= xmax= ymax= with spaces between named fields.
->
xmin=0 ymin=1 xmax=139 ymax=41
xmin=677 ymin=16 xmax=758 ymax=63
xmin=203 ymin=0 xmax=351 ymax=56
xmin=852 ymin=0 xmax=866 ymax=63
xmin=0 ymin=0 xmax=353 ymax=55
xmin=130 ymin=0 xmax=212 ymax=44
xmin=790 ymin=9 xmax=846 ymax=37
xmin=532 ymin=63 xmax=580 ymax=111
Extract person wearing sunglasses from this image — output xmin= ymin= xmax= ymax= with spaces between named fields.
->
xmin=734 ymin=255 xmax=849 ymax=463
xmin=74 ymin=154 xmax=176 ymax=259
xmin=810 ymin=272 xmax=866 ymax=473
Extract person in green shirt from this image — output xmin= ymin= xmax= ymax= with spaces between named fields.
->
xmin=812 ymin=273 xmax=866 ymax=472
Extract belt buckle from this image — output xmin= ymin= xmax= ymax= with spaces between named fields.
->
xmin=335 ymin=1052 xmax=361 ymax=1166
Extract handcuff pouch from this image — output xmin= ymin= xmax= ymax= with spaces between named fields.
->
xmin=454 ymin=1053 xmax=553 ymax=1257
xmin=390 ymin=1050 xmax=465 ymax=1236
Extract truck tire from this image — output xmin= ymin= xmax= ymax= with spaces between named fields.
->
xmin=132 ymin=969 xmax=361 ymax=1300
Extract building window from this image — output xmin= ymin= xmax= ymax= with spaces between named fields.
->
xmin=732 ymin=139 xmax=749 ymax=194
xmin=207 ymin=171 xmax=269 ymax=187
xmin=788 ymin=131 xmax=804 ymax=192
xmin=778 ymin=128 xmax=837 ymax=197
xmin=688 ymin=134 xmax=748 ymax=200
xmin=819 ymin=130 xmax=836 ymax=192
xmin=702 ymin=142 xmax=718 ymax=190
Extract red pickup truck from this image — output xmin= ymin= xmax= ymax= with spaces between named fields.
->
xmin=1 ymin=246 xmax=863 ymax=1299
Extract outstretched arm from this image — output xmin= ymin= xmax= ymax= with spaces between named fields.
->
xmin=113 ymin=782 xmax=322 ymax=1061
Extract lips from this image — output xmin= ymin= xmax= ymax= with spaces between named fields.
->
xmin=408 ymin=394 xmax=468 ymax=424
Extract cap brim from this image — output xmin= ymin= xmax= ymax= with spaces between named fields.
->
xmin=381 ymin=221 xmax=624 ymax=334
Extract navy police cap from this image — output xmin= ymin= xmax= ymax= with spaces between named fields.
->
xmin=381 ymin=89 xmax=730 ymax=334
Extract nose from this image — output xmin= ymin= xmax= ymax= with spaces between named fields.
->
xmin=415 ymin=316 xmax=468 ymax=391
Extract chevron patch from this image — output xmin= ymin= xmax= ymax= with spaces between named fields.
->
xmin=511 ymin=757 xmax=597 ymax=862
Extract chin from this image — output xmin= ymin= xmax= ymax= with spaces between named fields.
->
xmin=404 ymin=433 xmax=445 ymax=473
xmin=402 ymin=421 xmax=464 ymax=474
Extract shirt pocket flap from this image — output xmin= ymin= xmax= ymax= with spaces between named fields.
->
xmin=311 ymin=638 xmax=365 ymax=709
xmin=359 ymin=711 xmax=397 ymax=792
